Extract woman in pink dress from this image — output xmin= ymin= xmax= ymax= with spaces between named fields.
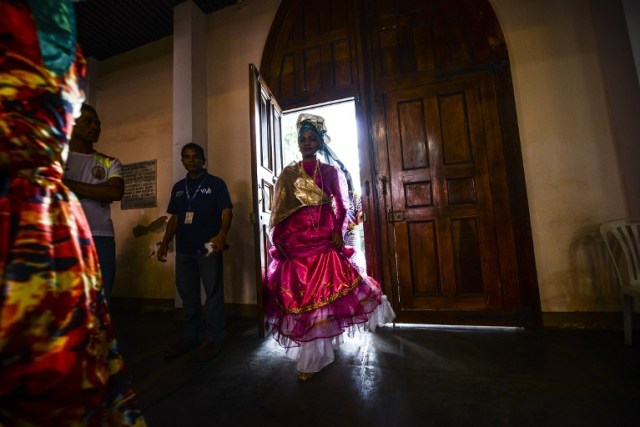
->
xmin=264 ymin=114 xmax=395 ymax=381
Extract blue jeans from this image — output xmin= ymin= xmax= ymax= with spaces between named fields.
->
xmin=93 ymin=236 xmax=116 ymax=303
xmin=175 ymin=252 xmax=226 ymax=344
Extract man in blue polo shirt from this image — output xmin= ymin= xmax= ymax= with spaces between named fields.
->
xmin=157 ymin=142 xmax=233 ymax=362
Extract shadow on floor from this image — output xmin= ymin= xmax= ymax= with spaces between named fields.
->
xmin=109 ymin=307 xmax=640 ymax=427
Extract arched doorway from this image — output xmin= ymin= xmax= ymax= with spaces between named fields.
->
xmin=255 ymin=0 xmax=540 ymax=327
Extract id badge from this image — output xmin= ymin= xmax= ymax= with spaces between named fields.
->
xmin=185 ymin=211 xmax=194 ymax=224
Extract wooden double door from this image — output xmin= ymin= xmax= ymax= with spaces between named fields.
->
xmin=377 ymin=74 xmax=521 ymax=324
xmin=253 ymin=0 xmax=539 ymax=327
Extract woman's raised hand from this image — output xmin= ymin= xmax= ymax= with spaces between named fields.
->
xmin=331 ymin=231 xmax=344 ymax=249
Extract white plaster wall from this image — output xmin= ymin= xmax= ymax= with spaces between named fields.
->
xmin=206 ymin=0 xmax=281 ymax=305
xmin=91 ymin=1 xmax=280 ymax=304
xmin=93 ymin=38 xmax=176 ymax=299
xmin=491 ymin=0 xmax=628 ymax=311
xmin=622 ymin=0 xmax=640 ymax=83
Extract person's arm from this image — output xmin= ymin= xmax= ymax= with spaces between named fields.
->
xmin=64 ymin=176 xmax=124 ymax=203
xmin=330 ymin=167 xmax=349 ymax=248
xmin=157 ymin=214 xmax=178 ymax=262
xmin=209 ymin=208 xmax=232 ymax=254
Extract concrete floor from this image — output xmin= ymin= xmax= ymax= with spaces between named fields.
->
xmin=110 ymin=307 xmax=640 ymax=427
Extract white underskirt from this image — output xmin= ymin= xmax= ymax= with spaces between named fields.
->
xmin=286 ymin=295 xmax=396 ymax=373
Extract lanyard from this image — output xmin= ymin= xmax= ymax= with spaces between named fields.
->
xmin=184 ymin=174 xmax=207 ymax=211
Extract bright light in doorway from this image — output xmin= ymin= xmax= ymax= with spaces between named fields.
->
xmin=282 ymin=100 xmax=360 ymax=192
xmin=282 ymin=100 xmax=366 ymax=270
xmin=392 ymin=323 xmax=523 ymax=332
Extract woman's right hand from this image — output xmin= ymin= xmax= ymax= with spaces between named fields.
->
xmin=331 ymin=231 xmax=344 ymax=249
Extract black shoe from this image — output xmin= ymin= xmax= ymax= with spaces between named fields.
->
xmin=164 ymin=341 xmax=197 ymax=359
xmin=198 ymin=341 xmax=222 ymax=362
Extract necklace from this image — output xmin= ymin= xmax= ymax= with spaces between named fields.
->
xmin=301 ymin=160 xmax=323 ymax=230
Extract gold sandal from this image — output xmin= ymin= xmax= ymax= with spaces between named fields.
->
xmin=297 ymin=371 xmax=315 ymax=382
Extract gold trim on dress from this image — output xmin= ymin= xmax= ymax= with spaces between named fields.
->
xmin=276 ymin=275 xmax=362 ymax=314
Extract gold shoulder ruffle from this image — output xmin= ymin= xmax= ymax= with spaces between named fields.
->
xmin=270 ymin=162 xmax=330 ymax=227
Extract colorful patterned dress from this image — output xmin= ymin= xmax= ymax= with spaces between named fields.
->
xmin=264 ymin=160 xmax=395 ymax=373
xmin=0 ymin=1 xmax=146 ymax=425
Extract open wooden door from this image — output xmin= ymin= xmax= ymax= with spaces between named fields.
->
xmin=249 ymin=64 xmax=283 ymax=337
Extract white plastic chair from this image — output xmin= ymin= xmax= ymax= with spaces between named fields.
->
xmin=600 ymin=218 xmax=640 ymax=344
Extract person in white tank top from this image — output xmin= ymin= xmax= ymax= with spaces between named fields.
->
xmin=63 ymin=104 xmax=124 ymax=303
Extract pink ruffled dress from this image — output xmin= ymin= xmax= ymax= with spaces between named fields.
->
xmin=264 ymin=160 xmax=395 ymax=373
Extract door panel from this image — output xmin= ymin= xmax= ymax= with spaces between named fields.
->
xmin=249 ymin=64 xmax=283 ymax=336
xmin=384 ymin=75 xmax=506 ymax=318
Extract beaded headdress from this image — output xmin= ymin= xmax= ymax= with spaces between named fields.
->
xmin=296 ymin=113 xmax=331 ymax=144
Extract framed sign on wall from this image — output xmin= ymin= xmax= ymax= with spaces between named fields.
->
xmin=121 ymin=160 xmax=157 ymax=210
